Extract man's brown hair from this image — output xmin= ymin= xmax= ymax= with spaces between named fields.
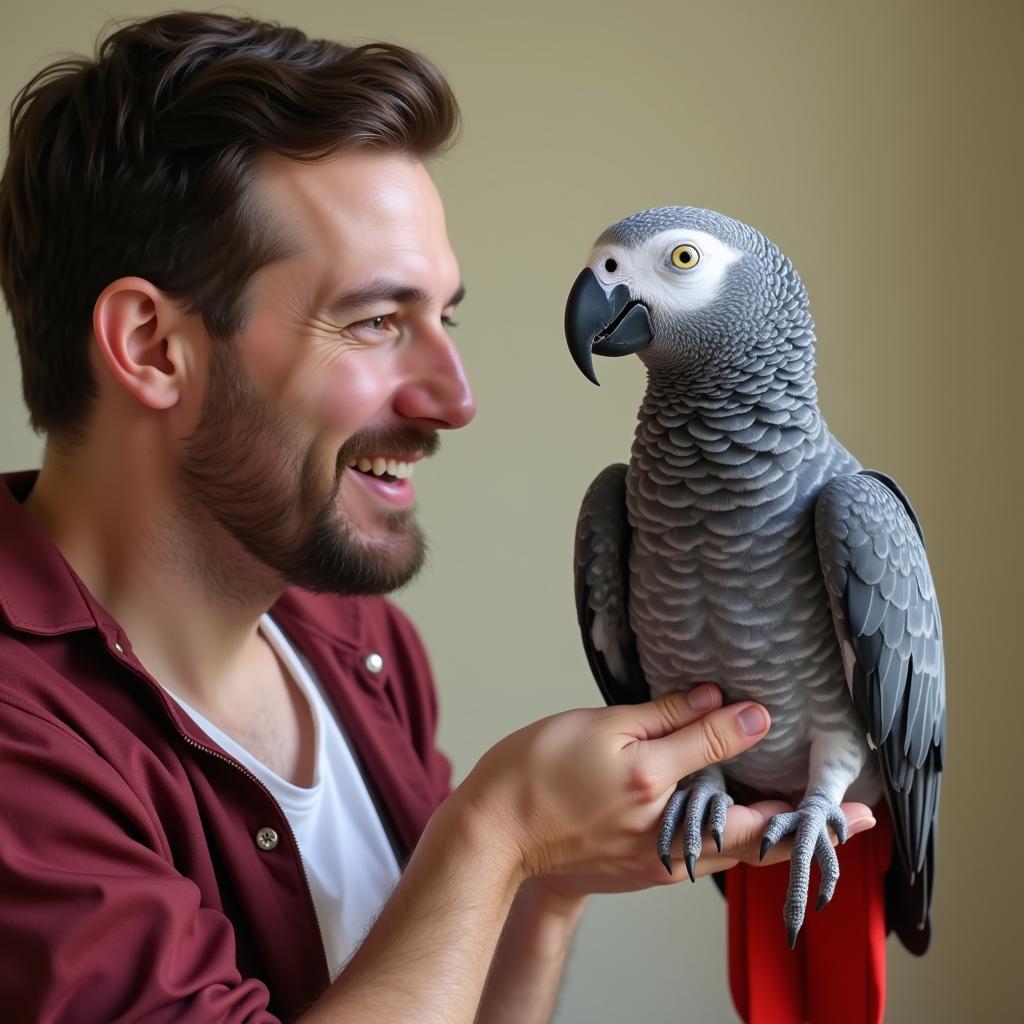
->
xmin=0 ymin=11 xmax=460 ymax=439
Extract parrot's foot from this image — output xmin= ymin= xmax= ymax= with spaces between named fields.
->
xmin=656 ymin=773 xmax=733 ymax=882
xmin=759 ymin=788 xmax=848 ymax=948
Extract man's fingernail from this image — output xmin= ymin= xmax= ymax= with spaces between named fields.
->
xmin=851 ymin=816 xmax=877 ymax=834
xmin=737 ymin=705 xmax=769 ymax=735
xmin=687 ymin=685 xmax=718 ymax=711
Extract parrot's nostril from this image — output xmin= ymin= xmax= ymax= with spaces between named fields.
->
xmin=604 ymin=258 xmax=617 ymax=273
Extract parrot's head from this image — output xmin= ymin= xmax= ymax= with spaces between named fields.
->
xmin=564 ymin=206 xmax=812 ymax=387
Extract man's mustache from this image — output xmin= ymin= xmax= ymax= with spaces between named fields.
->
xmin=336 ymin=428 xmax=440 ymax=471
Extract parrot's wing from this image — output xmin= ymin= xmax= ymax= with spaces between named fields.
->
xmin=574 ymin=463 xmax=649 ymax=705
xmin=815 ymin=469 xmax=945 ymax=953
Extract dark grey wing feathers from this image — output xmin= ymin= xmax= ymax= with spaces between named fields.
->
xmin=815 ymin=470 xmax=945 ymax=952
xmin=574 ymin=464 xmax=649 ymax=706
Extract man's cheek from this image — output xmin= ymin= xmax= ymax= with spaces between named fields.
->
xmin=317 ymin=363 xmax=393 ymax=426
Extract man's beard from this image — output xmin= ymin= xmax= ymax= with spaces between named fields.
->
xmin=178 ymin=342 xmax=436 ymax=596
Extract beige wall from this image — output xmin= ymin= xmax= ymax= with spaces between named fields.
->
xmin=1 ymin=1 xmax=1020 ymax=1020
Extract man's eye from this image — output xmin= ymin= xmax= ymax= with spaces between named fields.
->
xmin=350 ymin=314 xmax=396 ymax=336
xmin=441 ymin=315 xmax=459 ymax=328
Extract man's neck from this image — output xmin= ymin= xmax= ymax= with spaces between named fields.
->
xmin=23 ymin=443 xmax=285 ymax=707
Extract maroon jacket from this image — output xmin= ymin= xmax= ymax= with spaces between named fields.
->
xmin=0 ymin=470 xmax=452 ymax=1023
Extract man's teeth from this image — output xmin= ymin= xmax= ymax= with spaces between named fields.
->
xmin=347 ymin=456 xmax=415 ymax=480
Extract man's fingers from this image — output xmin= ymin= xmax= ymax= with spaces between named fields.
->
xmin=614 ymin=685 xmax=725 ymax=741
xmin=642 ymin=700 xmax=770 ymax=783
xmin=711 ymin=801 xmax=877 ymax=867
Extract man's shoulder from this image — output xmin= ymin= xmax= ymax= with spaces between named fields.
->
xmin=0 ymin=626 xmax=169 ymax=786
xmin=0 ymin=628 xmax=82 ymax=721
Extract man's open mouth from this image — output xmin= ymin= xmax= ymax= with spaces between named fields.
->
xmin=346 ymin=455 xmax=417 ymax=484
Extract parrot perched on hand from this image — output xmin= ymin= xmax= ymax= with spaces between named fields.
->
xmin=564 ymin=206 xmax=945 ymax=1024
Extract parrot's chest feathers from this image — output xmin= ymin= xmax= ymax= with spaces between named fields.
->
xmin=625 ymin=402 xmax=862 ymax=794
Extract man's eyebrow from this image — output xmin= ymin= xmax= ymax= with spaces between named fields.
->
xmin=326 ymin=279 xmax=465 ymax=315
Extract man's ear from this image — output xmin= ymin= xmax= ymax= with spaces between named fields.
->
xmin=92 ymin=277 xmax=195 ymax=411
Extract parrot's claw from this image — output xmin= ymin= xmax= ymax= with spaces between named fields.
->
xmin=711 ymin=824 xmax=724 ymax=854
xmin=759 ymin=788 xmax=847 ymax=945
xmin=656 ymin=773 xmax=733 ymax=882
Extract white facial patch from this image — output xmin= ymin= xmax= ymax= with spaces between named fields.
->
xmin=590 ymin=227 xmax=743 ymax=317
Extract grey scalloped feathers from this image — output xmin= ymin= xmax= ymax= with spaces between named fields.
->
xmin=565 ymin=207 xmax=944 ymax=1024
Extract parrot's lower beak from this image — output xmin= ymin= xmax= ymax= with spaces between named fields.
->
xmin=564 ymin=267 xmax=653 ymax=386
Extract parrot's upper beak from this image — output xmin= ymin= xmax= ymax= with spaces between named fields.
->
xmin=564 ymin=267 xmax=653 ymax=386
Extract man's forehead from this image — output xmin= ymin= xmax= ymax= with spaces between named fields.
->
xmin=254 ymin=150 xmax=444 ymax=247
xmin=250 ymin=150 xmax=459 ymax=306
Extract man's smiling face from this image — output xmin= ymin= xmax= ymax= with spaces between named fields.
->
xmin=179 ymin=149 xmax=475 ymax=594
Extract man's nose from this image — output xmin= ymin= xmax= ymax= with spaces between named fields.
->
xmin=392 ymin=328 xmax=476 ymax=430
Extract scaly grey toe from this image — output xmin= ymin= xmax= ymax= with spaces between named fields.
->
xmin=655 ymin=774 xmax=732 ymax=881
xmin=761 ymin=788 xmax=848 ymax=945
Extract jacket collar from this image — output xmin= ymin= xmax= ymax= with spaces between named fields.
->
xmin=0 ymin=470 xmax=96 ymax=635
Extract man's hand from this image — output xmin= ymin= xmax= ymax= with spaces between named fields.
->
xmin=454 ymin=683 xmax=818 ymax=891
xmin=533 ymin=797 xmax=876 ymax=902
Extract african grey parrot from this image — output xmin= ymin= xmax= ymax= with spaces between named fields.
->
xmin=564 ymin=207 xmax=944 ymax=1023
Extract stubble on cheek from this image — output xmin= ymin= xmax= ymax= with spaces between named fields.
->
xmin=179 ymin=344 xmax=429 ymax=595
xmin=179 ymin=370 xmax=313 ymax=564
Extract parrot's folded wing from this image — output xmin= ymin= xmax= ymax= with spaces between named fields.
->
xmin=574 ymin=463 xmax=649 ymax=705
xmin=815 ymin=470 xmax=945 ymax=953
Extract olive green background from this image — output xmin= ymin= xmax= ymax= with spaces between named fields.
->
xmin=1 ymin=1 xmax=1020 ymax=1021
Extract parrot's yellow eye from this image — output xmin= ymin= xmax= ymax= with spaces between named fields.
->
xmin=671 ymin=244 xmax=700 ymax=269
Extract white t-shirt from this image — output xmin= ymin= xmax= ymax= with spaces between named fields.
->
xmin=165 ymin=614 xmax=401 ymax=979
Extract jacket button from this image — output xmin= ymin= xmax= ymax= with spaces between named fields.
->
xmin=364 ymin=652 xmax=384 ymax=673
xmin=255 ymin=827 xmax=279 ymax=851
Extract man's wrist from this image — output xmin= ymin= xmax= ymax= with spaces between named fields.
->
xmin=430 ymin=780 xmax=531 ymax=894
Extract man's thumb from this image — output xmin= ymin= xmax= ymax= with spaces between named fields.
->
xmin=644 ymin=695 xmax=771 ymax=779
xmin=621 ymin=684 xmax=725 ymax=740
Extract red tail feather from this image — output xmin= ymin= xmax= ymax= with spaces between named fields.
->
xmin=727 ymin=808 xmax=892 ymax=1024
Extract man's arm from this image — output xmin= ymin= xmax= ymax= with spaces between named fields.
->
xmin=473 ymin=881 xmax=588 ymax=1024
xmin=301 ymin=796 xmax=522 ymax=1024
xmin=329 ymin=675 xmax=877 ymax=1024
xmin=300 ymin=687 xmax=779 ymax=1023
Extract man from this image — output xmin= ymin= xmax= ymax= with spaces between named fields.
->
xmin=0 ymin=12 xmax=873 ymax=1023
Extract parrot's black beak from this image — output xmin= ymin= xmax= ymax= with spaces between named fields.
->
xmin=564 ymin=267 xmax=653 ymax=386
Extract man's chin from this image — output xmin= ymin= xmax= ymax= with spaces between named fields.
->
xmin=342 ymin=506 xmax=422 ymax=562
xmin=290 ymin=512 xmax=427 ymax=596
xmin=349 ymin=532 xmax=426 ymax=588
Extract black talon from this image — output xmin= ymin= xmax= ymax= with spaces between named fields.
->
xmin=685 ymin=853 xmax=697 ymax=883
xmin=759 ymin=837 xmax=772 ymax=862
xmin=815 ymin=893 xmax=829 ymax=912
xmin=657 ymin=789 xmax=687 ymax=875
xmin=712 ymin=828 xmax=723 ymax=853
xmin=787 ymin=924 xmax=799 ymax=949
